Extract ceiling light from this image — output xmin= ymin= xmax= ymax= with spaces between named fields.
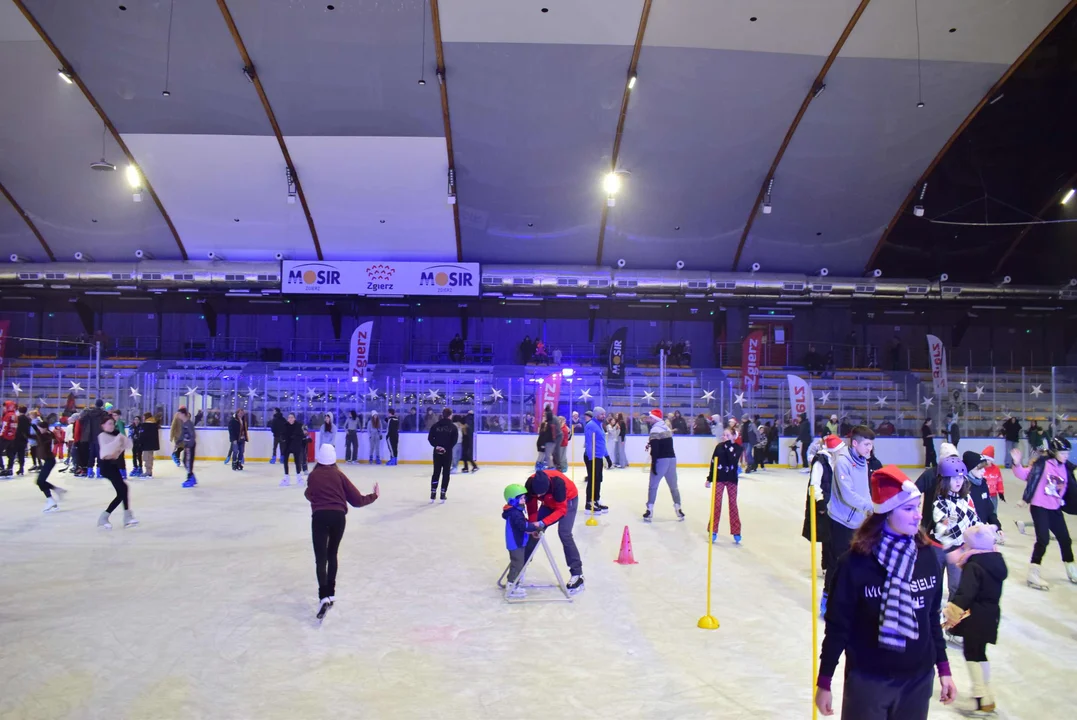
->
xmin=1062 ymin=189 xmax=1075 ymax=205
xmin=90 ymin=160 xmax=116 ymax=171
xmin=603 ymin=172 xmax=622 ymax=195
xmin=243 ymin=66 xmax=255 ymax=83
xmin=58 ymin=69 xmax=74 ymax=84
xmin=126 ymin=164 xmax=142 ymax=189
xmin=627 ymin=74 xmax=637 ymax=90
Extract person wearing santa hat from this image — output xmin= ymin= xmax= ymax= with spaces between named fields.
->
xmin=816 ymin=465 xmax=956 ymax=718
xmin=805 ymin=435 xmax=844 ymax=614
xmin=980 ymin=445 xmax=1005 ymax=513
xmin=642 ymin=409 xmax=683 ymax=522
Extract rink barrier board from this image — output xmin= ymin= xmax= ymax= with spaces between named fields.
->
xmin=144 ymin=429 xmax=1007 ymax=469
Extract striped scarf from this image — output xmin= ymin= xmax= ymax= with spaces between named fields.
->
xmin=873 ymin=532 xmax=920 ymax=652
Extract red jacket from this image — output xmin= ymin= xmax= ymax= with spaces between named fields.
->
xmin=304 ymin=464 xmax=377 ymax=514
xmin=0 ymin=409 xmax=16 ymax=442
xmin=525 ymin=470 xmax=578 ymax=527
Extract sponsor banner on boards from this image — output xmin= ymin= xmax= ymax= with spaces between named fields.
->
xmin=282 ymin=261 xmax=479 ymax=296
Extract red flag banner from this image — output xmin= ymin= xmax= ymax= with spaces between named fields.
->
xmin=535 ymin=372 xmax=563 ymax=420
xmin=742 ymin=330 xmax=764 ymax=391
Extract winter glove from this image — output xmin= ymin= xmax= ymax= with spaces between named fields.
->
xmin=605 ymin=455 xmax=613 ymax=469
xmin=705 ymin=481 xmax=712 ymax=489
xmin=999 ymin=493 xmax=1006 ymax=502
xmin=813 ymin=486 xmax=824 ymax=502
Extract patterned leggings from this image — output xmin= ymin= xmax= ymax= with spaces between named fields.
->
xmin=711 ymin=481 xmax=741 ymax=535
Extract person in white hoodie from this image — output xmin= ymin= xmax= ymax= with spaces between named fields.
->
xmin=642 ymin=409 xmax=683 ymax=522
xmin=97 ymin=415 xmax=137 ymax=529
xmin=821 ymin=425 xmax=875 ymax=615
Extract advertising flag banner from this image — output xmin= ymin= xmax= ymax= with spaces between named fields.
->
xmin=607 ymin=327 xmax=627 ymax=386
xmin=926 ymin=334 xmax=948 ymax=394
xmin=786 ymin=374 xmax=815 ymax=424
xmin=349 ymin=321 xmax=373 ymax=379
xmin=282 ymin=261 xmax=480 ymax=296
xmin=0 ymin=320 xmax=8 ymax=369
xmin=535 ymin=373 xmax=563 ymax=420
xmin=742 ymin=330 xmax=764 ymax=391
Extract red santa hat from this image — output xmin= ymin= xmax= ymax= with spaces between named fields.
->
xmin=870 ymin=465 xmax=922 ymax=515
xmin=980 ymin=445 xmax=996 ymax=461
xmin=649 ymin=409 xmax=663 ymax=420
xmin=823 ymin=435 xmax=844 ymax=452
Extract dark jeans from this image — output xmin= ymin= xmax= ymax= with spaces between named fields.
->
xmin=271 ymin=435 xmax=283 ymax=461
xmin=1030 ymin=505 xmax=1074 ymax=564
xmin=101 ymin=462 xmax=129 ymax=513
xmin=824 ymin=518 xmax=857 ymax=597
xmin=924 ymin=442 xmax=937 ymax=468
xmin=183 ymin=443 xmax=196 ymax=477
xmin=524 ymin=496 xmax=582 ymax=576
xmin=132 ymin=445 xmax=143 ymax=469
xmin=312 ymin=509 xmax=346 ymax=600
xmin=431 ymin=452 xmax=451 ymax=496
xmin=345 ymin=430 xmax=358 ymax=462
xmin=230 ymin=440 xmax=245 ymax=465
xmin=387 ymin=433 xmax=399 ymax=460
xmin=583 ymin=456 xmax=604 ymax=503
xmin=37 ymin=457 xmax=57 ymax=497
xmin=840 ymin=668 xmax=934 ymax=720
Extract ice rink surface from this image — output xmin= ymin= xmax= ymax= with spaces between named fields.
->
xmin=1 ymin=459 xmax=1075 ymax=720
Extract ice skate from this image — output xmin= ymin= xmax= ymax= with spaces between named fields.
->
xmin=440 ymin=493 xmax=447 ymax=504
xmin=505 ymin=584 xmax=527 ymax=599
xmin=1015 ymin=519 xmax=1026 ymax=535
xmin=674 ymin=504 xmax=686 ymax=522
xmin=182 ymin=476 xmax=197 ymax=488
xmin=85 ymin=468 xmax=95 ymax=478
xmin=316 ymin=598 xmax=332 ymax=621
xmin=52 ymin=486 xmax=67 ymax=503
xmin=566 ymin=575 xmax=585 ymax=594
xmin=711 ymin=533 xmax=719 ymax=544
xmin=429 ymin=492 xmax=436 ymax=504
xmin=375 ymin=458 xmax=381 ymax=465
xmin=1066 ymin=562 xmax=1077 ymax=584
xmin=270 ymin=456 xmax=277 ymax=464
xmin=280 ymin=475 xmax=291 ymax=487
xmin=97 ymin=512 xmax=112 ymax=530
xmin=172 ymin=456 xmax=181 ymax=467
xmin=123 ymin=511 xmax=139 ymax=528
xmin=297 ymin=473 xmax=306 ymax=487
xmin=643 ymin=506 xmax=653 ymax=522
xmin=327 ymin=595 xmax=335 ymax=607
xmin=733 ymin=534 xmax=742 ymax=545
xmin=43 ymin=497 xmax=58 ymax=513
xmin=368 ymin=456 xmax=374 ymax=465
xmin=1027 ymin=563 xmax=1050 ymax=591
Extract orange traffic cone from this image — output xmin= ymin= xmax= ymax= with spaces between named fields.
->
xmin=615 ymin=525 xmax=638 ymax=565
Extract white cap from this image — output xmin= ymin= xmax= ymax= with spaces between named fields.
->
xmin=316 ymin=443 xmax=337 ymax=465
xmin=939 ymin=442 xmax=959 ymax=459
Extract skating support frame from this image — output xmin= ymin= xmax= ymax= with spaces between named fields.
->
xmin=496 ymin=534 xmax=573 ymax=603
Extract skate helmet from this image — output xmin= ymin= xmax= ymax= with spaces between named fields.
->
xmin=1048 ymin=436 xmax=1071 ymax=456
xmin=503 ymin=484 xmax=527 ymax=502
xmin=938 ymin=455 xmax=967 ymax=478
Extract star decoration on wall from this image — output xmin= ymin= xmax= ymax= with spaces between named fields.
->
xmin=642 ymin=390 xmax=656 ymax=403
xmin=489 ymin=388 xmax=503 ymax=401
xmin=578 ymin=388 xmax=592 ymax=401
xmin=246 ymin=386 xmax=259 ymax=399
xmin=185 ymin=386 xmax=199 ymax=397
xmin=973 ymin=385 xmax=985 ymax=398
xmin=733 ymin=391 xmax=746 ymax=406
xmin=427 ymin=389 xmax=442 ymax=402
xmin=700 ymin=389 xmax=716 ymax=402
xmin=1030 ymin=384 xmax=1044 ymax=397
xmin=305 ymin=387 xmax=318 ymax=400
xmin=895 ymin=411 xmax=906 ymax=421
xmin=69 ymin=381 xmax=83 ymax=393
xmin=922 ymin=396 xmax=934 ymax=409
xmin=366 ymin=388 xmax=380 ymax=401
xmin=875 ymin=395 xmax=889 ymax=408
xmin=1058 ymin=413 xmax=1069 ymax=423
xmin=817 ymin=391 xmax=831 ymax=405
xmin=10 ymin=382 xmax=21 ymax=396
xmin=129 ymin=386 xmax=141 ymax=399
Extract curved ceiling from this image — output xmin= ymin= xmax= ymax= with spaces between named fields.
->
xmin=0 ymin=0 xmax=1072 ymax=281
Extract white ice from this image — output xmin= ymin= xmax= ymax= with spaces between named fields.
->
xmin=1 ymin=461 xmax=1074 ymax=719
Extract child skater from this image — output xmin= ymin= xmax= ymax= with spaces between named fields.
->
xmin=707 ymin=427 xmax=743 ymax=544
xmin=304 ymin=443 xmax=378 ymax=619
xmin=502 ymin=483 xmax=541 ymax=599
xmin=34 ymin=417 xmax=67 ymax=512
xmin=931 ymin=455 xmax=978 ymax=603
xmin=1011 ymin=437 xmax=1076 ymax=589
xmin=942 ymin=523 xmax=1007 ymax=716
xmin=805 ymin=435 xmax=844 ymax=615
xmin=97 ymin=414 xmax=137 ymax=529
xmin=816 ymin=465 xmax=957 ymax=718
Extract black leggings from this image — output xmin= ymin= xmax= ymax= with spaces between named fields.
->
xmin=101 ymin=462 xmax=129 ymax=513
xmin=312 ymin=510 xmax=346 ymax=600
xmin=345 ymin=430 xmax=359 ymax=462
xmin=924 ymin=442 xmax=937 ymax=468
xmin=37 ymin=457 xmax=57 ymax=497
xmin=1030 ymin=505 xmax=1074 ymax=564
xmin=963 ymin=638 xmax=989 ymax=662
xmin=431 ymin=452 xmax=451 ymax=496
xmin=283 ymin=449 xmax=302 ymax=475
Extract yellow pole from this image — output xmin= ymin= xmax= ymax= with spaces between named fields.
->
xmin=585 ymin=432 xmax=598 ymax=526
xmin=810 ymin=486 xmax=819 ymax=719
xmin=697 ymin=460 xmax=720 ymax=629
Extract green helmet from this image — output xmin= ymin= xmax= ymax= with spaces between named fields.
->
xmin=503 ymin=484 xmax=528 ymax=502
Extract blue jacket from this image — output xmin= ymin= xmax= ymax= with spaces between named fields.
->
xmin=583 ymin=418 xmax=607 ymax=459
xmin=503 ymin=500 xmax=538 ymax=550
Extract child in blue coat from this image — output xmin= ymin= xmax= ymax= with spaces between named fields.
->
xmin=502 ymin=483 xmax=540 ymax=598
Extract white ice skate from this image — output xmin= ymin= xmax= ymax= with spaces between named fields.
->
xmin=1027 ymin=564 xmax=1050 ymax=591
xmin=297 ymin=473 xmax=306 ymax=487
xmin=97 ymin=512 xmax=112 ymax=530
xmin=505 ymin=584 xmax=527 ymax=599
xmin=1066 ymin=562 xmax=1077 ymax=584
xmin=124 ymin=510 xmax=139 ymax=528
xmin=52 ymin=487 xmax=68 ymax=503
xmin=43 ymin=497 xmax=58 ymax=513
xmin=280 ymin=475 xmax=291 ymax=487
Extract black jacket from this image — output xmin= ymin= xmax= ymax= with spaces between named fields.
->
xmin=386 ymin=415 xmax=400 ymax=437
xmin=428 ymin=418 xmax=458 ymax=452
xmin=139 ymin=421 xmax=161 ymax=452
xmin=711 ymin=441 xmax=742 ymax=484
xmin=915 ymin=468 xmax=941 ymax=534
xmin=1002 ymin=419 xmax=1021 ymax=443
xmin=271 ymin=412 xmax=287 ymax=438
xmin=282 ymin=421 xmax=307 ymax=454
xmin=803 ymin=454 xmax=833 ymax=543
xmin=15 ymin=414 xmax=31 ymax=444
xmin=967 ymin=477 xmax=1000 ymax=530
xmin=949 ymin=552 xmax=1007 ymax=645
xmin=820 ymin=544 xmax=947 ymax=681
xmin=797 ymin=415 xmax=812 ymax=445
xmin=921 ymin=423 xmax=934 ymax=448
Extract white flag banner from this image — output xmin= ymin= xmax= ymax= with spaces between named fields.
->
xmin=926 ymin=334 xmax=948 ymax=395
xmin=349 ymin=321 xmax=373 ymax=379
xmin=786 ymin=374 xmax=814 ymax=426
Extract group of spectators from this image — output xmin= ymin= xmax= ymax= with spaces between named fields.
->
xmin=654 ymin=339 xmax=692 ymax=367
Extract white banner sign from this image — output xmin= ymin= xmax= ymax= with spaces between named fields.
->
xmin=349 ymin=321 xmax=373 ymax=379
xmin=786 ymin=374 xmax=814 ymax=425
xmin=926 ymin=334 xmax=948 ymax=394
xmin=282 ymin=261 xmax=479 ymax=296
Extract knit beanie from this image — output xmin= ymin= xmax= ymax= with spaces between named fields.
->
xmin=939 ymin=442 xmax=959 ymax=459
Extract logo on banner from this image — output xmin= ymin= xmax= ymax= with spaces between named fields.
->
xmin=607 ymin=327 xmax=627 ymax=386
xmin=787 ymin=374 xmax=815 ymax=423
xmin=285 ymin=263 xmax=342 ymax=291
xmin=742 ymin=331 xmax=764 ymax=391
xmin=349 ymin=321 xmax=373 ymax=379
xmin=535 ymin=373 xmax=563 ymax=420
xmin=418 ymin=264 xmax=475 ymax=292
xmin=926 ymin=334 xmax=948 ymax=393
xmin=366 ymin=264 xmax=396 ymax=292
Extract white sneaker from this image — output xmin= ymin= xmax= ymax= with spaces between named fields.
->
xmin=280 ymin=475 xmax=291 ymax=487
xmin=43 ymin=497 xmax=58 ymax=513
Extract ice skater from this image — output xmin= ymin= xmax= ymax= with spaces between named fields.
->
xmin=304 ymin=443 xmax=379 ymax=619
xmin=367 ymin=411 xmax=382 ymax=465
xmin=177 ymin=408 xmax=198 ymax=487
xmin=1011 ymin=438 xmax=1076 ymax=589
xmin=33 ymin=417 xmax=67 ymax=512
xmin=583 ymin=407 xmax=611 ymax=514
xmin=502 ymin=483 xmax=541 ymax=598
xmin=428 ymin=408 xmax=457 ymax=502
xmin=523 ymin=470 xmax=584 ymax=594
xmin=816 ymin=465 xmax=957 ymax=718
xmin=139 ymin=412 xmax=159 ymax=477
xmin=823 ymin=425 xmax=875 ymax=615
xmin=385 ymin=408 xmax=400 ymax=466
xmin=708 ymin=427 xmax=743 ymax=543
xmin=280 ymin=412 xmax=307 ymax=487
xmin=96 ymin=415 xmax=137 ymax=529
xmin=942 ymin=523 xmax=1007 ymax=716
xmin=642 ymin=409 xmax=683 ymax=522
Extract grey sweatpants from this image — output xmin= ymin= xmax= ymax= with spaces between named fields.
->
xmin=647 ymin=458 xmax=682 ymax=506
xmin=506 ymin=548 xmax=527 ymax=583
xmin=524 ymin=497 xmax=582 ymax=576
xmin=142 ymin=451 xmax=154 ymax=474
xmin=840 ymin=668 xmax=934 ymax=720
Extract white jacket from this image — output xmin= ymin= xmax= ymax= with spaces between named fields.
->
xmin=98 ymin=431 xmax=132 ymax=460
